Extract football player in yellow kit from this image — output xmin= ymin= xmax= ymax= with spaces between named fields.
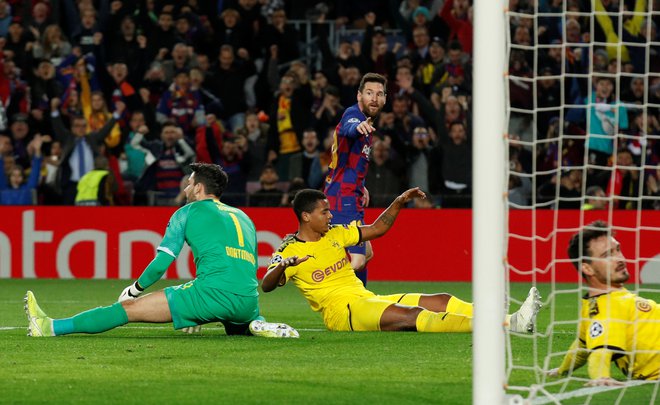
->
xmin=548 ymin=220 xmax=659 ymax=386
xmin=261 ymin=187 xmax=541 ymax=334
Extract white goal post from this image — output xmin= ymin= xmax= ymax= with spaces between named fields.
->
xmin=473 ymin=1 xmax=660 ymax=404
xmin=472 ymin=0 xmax=507 ymax=404
xmin=472 ymin=0 xmax=660 ymax=404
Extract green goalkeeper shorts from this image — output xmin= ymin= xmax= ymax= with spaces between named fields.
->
xmin=164 ymin=279 xmax=260 ymax=330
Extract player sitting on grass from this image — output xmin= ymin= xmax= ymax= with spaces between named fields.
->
xmin=547 ymin=220 xmax=660 ymax=385
xmin=25 ymin=163 xmax=297 ymax=338
xmin=261 ymin=187 xmax=542 ymax=333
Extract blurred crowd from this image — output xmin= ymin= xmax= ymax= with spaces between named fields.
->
xmin=0 ymin=0 xmax=658 ymax=209
xmin=508 ymin=0 xmax=660 ymax=210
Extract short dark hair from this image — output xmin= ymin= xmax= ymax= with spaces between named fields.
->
xmin=567 ymin=220 xmax=611 ymax=271
xmin=292 ymin=189 xmax=327 ymax=221
xmin=358 ymin=73 xmax=387 ymax=94
xmin=189 ymin=163 xmax=228 ymax=197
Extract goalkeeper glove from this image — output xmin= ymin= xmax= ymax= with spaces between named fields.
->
xmin=118 ymin=281 xmax=144 ymax=302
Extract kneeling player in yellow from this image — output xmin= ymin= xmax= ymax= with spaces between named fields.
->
xmin=547 ymin=221 xmax=660 ymax=385
xmin=261 ymin=188 xmax=541 ymax=333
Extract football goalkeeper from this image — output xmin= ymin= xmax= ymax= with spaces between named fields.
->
xmin=548 ymin=220 xmax=659 ymax=385
xmin=25 ymin=163 xmax=297 ymax=338
xmin=261 ymin=188 xmax=541 ymax=333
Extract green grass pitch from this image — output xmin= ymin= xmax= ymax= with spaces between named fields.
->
xmin=1 ymin=280 xmax=657 ymax=404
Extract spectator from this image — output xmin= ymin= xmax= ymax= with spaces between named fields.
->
xmin=40 ymin=139 xmax=62 ymax=204
xmin=240 ymin=110 xmax=270 ymax=182
xmin=26 ymin=2 xmax=53 ymax=37
xmin=388 ymin=92 xmax=425 ymax=157
xmin=508 ymin=157 xmax=532 ymax=208
xmin=71 ymin=8 xmax=101 ymax=55
xmin=538 ymin=168 xmax=583 ymax=209
xmin=536 ymin=67 xmax=561 ymax=137
xmin=218 ymin=136 xmax=250 ymax=207
xmin=416 ymin=36 xmax=447 ymax=97
xmin=194 ymin=113 xmax=225 ymax=165
xmin=207 ymin=44 xmax=255 ymax=132
xmin=608 ymin=148 xmax=641 ymax=210
xmin=0 ymin=57 xmax=30 ymax=129
xmin=444 ymin=40 xmax=471 ymax=94
xmin=148 ymin=11 xmax=180 ymax=61
xmin=74 ymin=155 xmax=116 ymax=206
xmin=4 ymin=19 xmax=33 ymax=75
xmin=107 ymin=61 xmax=142 ymax=116
xmin=30 ymin=60 xmax=63 ymax=128
xmin=121 ymin=110 xmax=148 ymax=182
xmin=50 ymin=97 xmax=123 ymax=204
xmin=0 ymin=0 xmax=10 ymax=37
xmin=439 ymin=0 xmax=473 ymax=54
xmin=364 ymin=138 xmax=406 ymax=207
xmin=312 ymin=85 xmax=344 ymax=140
xmin=8 ymin=113 xmax=32 ymax=168
xmin=0 ymin=134 xmax=44 ymax=205
xmin=0 ymin=133 xmax=12 ymax=159
xmin=212 ymin=8 xmax=250 ymax=58
xmin=359 ymin=14 xmax=397 ymax=80
xmin=586 ymin=76 xmax=629 ymax=167
xmin=292 ymin=128 xmax=321 ymax=187
xmin=582 ymin=185 xmax=608 ymax=210
xmin=156 ymin=69 xmax=204 ymax=141
xmin=32 ymin=25 xmax=72 ymax=67
xmin=645 ymin=165 xmax=660 ymax=209
xmin=161 ymin=43 xmax=197 ymax=83
xmin=337 ymin=65 xmax=363 ymax=109
xmin=437 ymin=121 xmax=472 ymax=207
xmin=106 ymin=15 xmax=149 ymax=86
xmin=249 ymin=164 xmax=283 ymax=207
xmin=407 ymin=126 xmax=441 ymax=197
xmin=409 ymin=25 xmax=432 ymax=71
xmin=266 ymin=69 xmax=312 ymax=182
xmin=260 ymin=8 xmax=299 ymax=64
xmin=131 ymin=122 xmax=196 ymax=204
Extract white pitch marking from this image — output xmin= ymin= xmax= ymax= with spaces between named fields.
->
xmin=531 ymin=380 xmax=654 ymax=405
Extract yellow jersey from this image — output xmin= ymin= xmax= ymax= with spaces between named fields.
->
xmin=578 ymin=289 xmax=660 ymax=380
xmin=267 ymin=225 xmax=375 ymax=329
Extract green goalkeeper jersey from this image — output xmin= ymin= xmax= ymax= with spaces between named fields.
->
xmin=158 ymin=198 xmax=259 ymax=297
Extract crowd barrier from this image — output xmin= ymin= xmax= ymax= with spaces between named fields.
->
xmin=0 ymin=207 xmax=658 ymax=283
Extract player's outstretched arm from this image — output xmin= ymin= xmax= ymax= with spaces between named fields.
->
xmin=586 ymin=348 xmax=616 ymax=382
xmin=359 ymin=188 xmax=426 ymax=242
xmin=547 ymin=338 xmax=589 ymax=377
xmin=261 ymin=256 xmax=310 ymax=293
xmin=118 ymin=251 xmax=175 ymax=302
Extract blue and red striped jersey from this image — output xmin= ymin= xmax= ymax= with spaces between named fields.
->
xmin=323 ymin=103 xmax=372 ymax=212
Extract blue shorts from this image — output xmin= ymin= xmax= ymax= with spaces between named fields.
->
xmin=330 ymin=209 xmax=366 ymax=256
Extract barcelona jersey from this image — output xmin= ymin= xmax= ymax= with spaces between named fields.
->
xmin=267 ymin=225 xmax=375 ymax=329
xmin=324 ymin=104 xmax=372 ymax=213
xmin=578 ymin=289 xmax=660 ymax=380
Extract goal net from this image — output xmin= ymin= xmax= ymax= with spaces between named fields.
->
xmin=502 ymin=1 xmax=660 ymax=403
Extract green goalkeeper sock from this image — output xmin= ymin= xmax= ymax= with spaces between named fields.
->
xmin=52 ymin=302 xmax=129 ymax=335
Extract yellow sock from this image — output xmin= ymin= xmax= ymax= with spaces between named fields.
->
xmin=446 ymin=296 xmax=474 ymax=317
xmin=415 ymin=309 xmax=472 ymax=332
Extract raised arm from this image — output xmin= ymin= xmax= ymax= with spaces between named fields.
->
xmin=359 ymin=188 xmax=426 ymax=242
